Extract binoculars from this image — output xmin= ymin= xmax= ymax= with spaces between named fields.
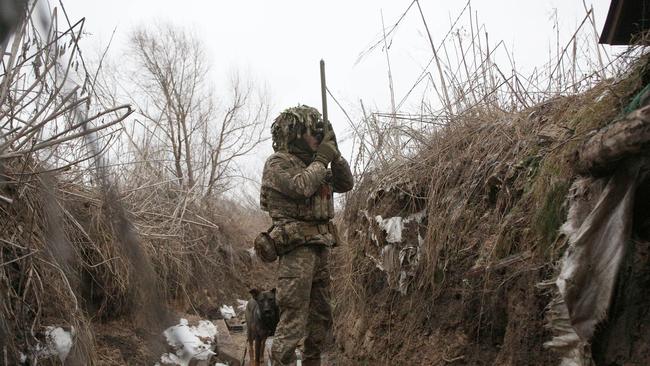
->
xmin=313 ymin=120 xmax=330 ymax=143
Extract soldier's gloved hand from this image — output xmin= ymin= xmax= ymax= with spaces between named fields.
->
xmin=314 ymin=138 xmax=340 ymax=167
xmin=322 ymin=130 xmax=341 ymax=158
xmin=325 ymin=121 xmax=338 ymax=148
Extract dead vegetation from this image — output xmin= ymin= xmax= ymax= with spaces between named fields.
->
xmin=332 ymin=1 xmax=650 ymax=364
xmin=0 ymin=3 xmax=271 ymax=365
xmin=3 ymin=1 xmax=650 ymax=365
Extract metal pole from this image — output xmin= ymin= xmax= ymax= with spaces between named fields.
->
xmin=320 ymin=59 xmax=329 ymax=127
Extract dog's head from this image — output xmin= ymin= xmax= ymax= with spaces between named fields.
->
xmin=249 ymin=288 xmax=279 ymax=323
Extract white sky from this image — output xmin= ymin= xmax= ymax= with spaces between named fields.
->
xmin=60 ymin=0 xmax=616 ymax=191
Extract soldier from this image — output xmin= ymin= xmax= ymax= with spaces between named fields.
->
xmin=258 ymin=105 xmax=354 ymax=365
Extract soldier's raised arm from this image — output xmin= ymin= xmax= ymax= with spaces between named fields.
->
xmin=331 ymin=156 xmax=354 ymax=193
xmin=262 ymin=153 xmax=327 ymax=199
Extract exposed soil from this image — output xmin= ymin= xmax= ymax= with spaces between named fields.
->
xmin=95 ymin=320 xmax=159 ymax=365
xmin=592 ymin=239 xmax=650 ymax=366
xmin=332 ymin=249 xmax=558 ymax=365
xmin=94 ymin=315 xmax=249 ymax=365
xmin=326 ymin=55 xmax=650 ymax=366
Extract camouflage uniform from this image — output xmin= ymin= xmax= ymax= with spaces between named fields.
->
xmin=260 ymin=105 xmax=354 ymax=365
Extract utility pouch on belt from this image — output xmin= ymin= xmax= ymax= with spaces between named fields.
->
xmin=298 ymin=221 xmax=341 ymax=247
xmin=264 ymin=221 xmax=342 ymax=258
xmin=254 ymin=228 xmax=277 ymax=263
xmin=271 ymin=222 xmax=304 ymax=255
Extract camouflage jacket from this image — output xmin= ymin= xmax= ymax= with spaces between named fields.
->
xmin=260 ymin=152 xmax=354 ymax=238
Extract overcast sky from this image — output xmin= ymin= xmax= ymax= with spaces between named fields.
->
xmin=60 ymin=0 xmax=617 ymax=192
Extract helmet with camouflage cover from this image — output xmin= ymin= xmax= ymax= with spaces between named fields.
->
xmin=271 ymin=105 xmax=323 ymax=152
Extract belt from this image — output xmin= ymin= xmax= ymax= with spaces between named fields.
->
xmin=299 ymin=222 xmax=331 ymax=236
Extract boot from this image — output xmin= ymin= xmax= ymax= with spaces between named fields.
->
xmin=268 ymin=361 xmax=302 ymax=366
xmin=301 ymin=359 xmax=321 ymax=366
xmin=268 ymin=357 xmax=295 ymax=366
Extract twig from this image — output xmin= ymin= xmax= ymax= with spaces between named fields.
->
xmin=0 ymin=194 xmax=13 ymax=205
xmin=0 ymin=250 xmax=37 ymax=267
xmin=415 ymin=0 xmax=452 ymax=115
xmin=0 ymin=105 xmax=132 ymax=159
xmin=443 ymin=355 xmax=465 ymax=363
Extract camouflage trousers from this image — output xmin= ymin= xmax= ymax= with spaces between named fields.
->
xmin=271 ymin=245 xmax=332 ymax=365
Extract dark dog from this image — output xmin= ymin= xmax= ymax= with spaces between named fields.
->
xmin=245 ymin=288 xmax=279 ymax=366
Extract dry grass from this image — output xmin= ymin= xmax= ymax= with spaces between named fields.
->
xmin=1 ymin=158 xmax=268 ymax=364
xmin=0 ymin=4 xmax=272 ymax=365
xmin=332 ymin=3 xmax=650 ymax=363
xmin=333 ymin=70 xmax=648 ymax=364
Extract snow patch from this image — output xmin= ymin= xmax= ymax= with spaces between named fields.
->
xmin=376 ymin=216 xmax=403 ymax=242
xmin=236 ymin=299 xmax=248 ymax=312
xmin=160 ymin=318 xmax=218 ymax=366
xmin=375 ymin=210 xmax=426 ymax=243
xmin=220 ymin=305 xmax=236 ymax=319
xmin=371 ymin=210 xmax=427 ymax=295
xmin=21 ymin=326 xmax=75 ymax=364
xmin=46 ymin=326 xmax=74 ymax=362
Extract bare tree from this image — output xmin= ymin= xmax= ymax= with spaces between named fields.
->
xmin=203 ymin=73 xmax=269 ymax=197
xmin=122 ymin=23 xmax=269 ymax=196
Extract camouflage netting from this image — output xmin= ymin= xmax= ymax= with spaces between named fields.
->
xmin=271 ymin=105 xmax=322 ymax=152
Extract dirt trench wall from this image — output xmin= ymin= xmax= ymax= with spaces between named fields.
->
xmin=332 ymin=58 xmax=650 ymax=365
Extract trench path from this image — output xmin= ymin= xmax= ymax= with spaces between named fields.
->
xmin=218 ymin=320 xmax=280 ymax=366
